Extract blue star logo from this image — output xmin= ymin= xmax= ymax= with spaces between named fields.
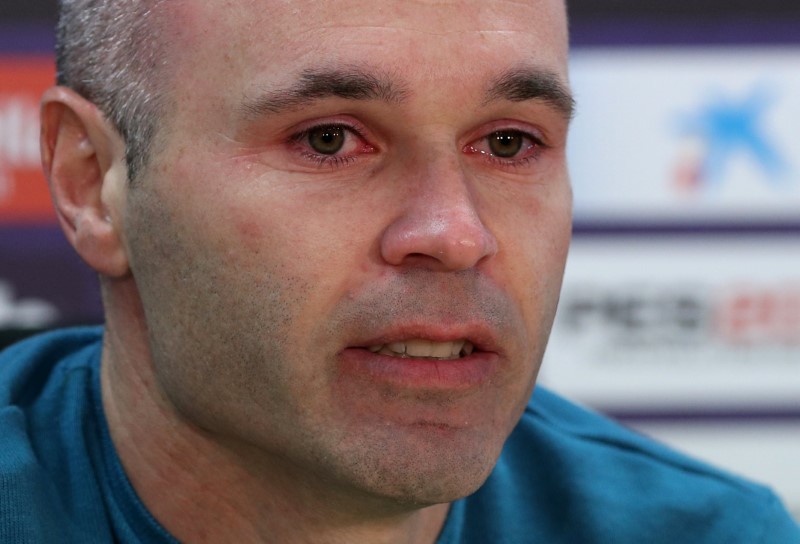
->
xmin=679 ymin=86 xmax=787 ymax=187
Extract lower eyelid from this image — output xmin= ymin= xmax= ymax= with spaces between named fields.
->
xmin=489 ymin=153 xmax=540 ymax=167
xmin=482 ymin=144 xmax=544 ymax=168
xmin=297 ymin=149 xmax=358 ymax=166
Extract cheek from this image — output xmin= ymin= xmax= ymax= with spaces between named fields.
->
xmin=224 ymin=196 xmax=377 ymax=313
xmin=235 ymin=218 xmax=265 ymax=251
xmin=495 ymin=183 xmax=572 ymax=320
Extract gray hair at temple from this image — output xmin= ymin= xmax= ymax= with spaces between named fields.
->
xmin=55 ymin=0 xmax=168 ymax=182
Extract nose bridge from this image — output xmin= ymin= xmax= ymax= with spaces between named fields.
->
xmin=380 ymin=145 xmax=498 ymax=271
xmin=416 ymin=154 xmax=480 ymax=232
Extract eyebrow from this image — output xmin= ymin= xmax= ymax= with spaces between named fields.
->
xmin=239 ymin=67 xmax=408 ymax=119
xmin=485 ymin=67 xmax=576 ymax=120
xmin=238 ymin=65 xmax=575 ymax=121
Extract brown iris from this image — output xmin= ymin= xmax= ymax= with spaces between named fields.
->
xmin=488 ymin=131 xmax=524 ymax=158
xmin=308 ymin=125 xmax=346 ymax=154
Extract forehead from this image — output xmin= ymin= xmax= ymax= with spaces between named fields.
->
xmin=162 ymin=0 xmax=569 ymax=94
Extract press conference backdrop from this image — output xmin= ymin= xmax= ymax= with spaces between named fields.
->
xmin=547 ymin=1 xmax=800 ymax=519
xmin=1 ymin=1 xmax=799 ymax=518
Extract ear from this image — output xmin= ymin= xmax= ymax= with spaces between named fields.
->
xmin=40 ymin=86 xmax=130 ymax=278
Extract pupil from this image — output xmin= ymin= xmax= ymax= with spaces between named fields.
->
xmin=309 ymin=126 xmax=345 ymax=154
xmin=489 ymin=131 xmax=523 ymax=158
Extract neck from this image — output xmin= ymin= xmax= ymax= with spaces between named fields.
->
xmin=99 ymin=288 xmax=449 ymax=544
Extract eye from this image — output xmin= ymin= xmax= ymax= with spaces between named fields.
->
xmin=464 ymin=129 xmax=543 ymax=165
xmin=289 ymin=121 xmax=375 ymax=167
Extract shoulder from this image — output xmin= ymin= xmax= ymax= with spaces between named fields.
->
xmin=0 ymin=326 xmax=103 ymax=405
xmin=447 ymin=387 xmax=800 ymax=543
xmin=517 ymin=386 xmax=773 ymax=502
xmin=0 ymin=327 xmax=105 ymax=543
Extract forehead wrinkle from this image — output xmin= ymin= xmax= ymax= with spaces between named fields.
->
xmin=311 ymin=24 xmax=534 ymax=37
xmin=485 ymin=66 xmax=575 ymax=121
xmin=239 ymin=66 xmax=410 ymax=120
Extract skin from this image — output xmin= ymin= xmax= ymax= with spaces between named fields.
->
xmin=40 ymin=0 xmax=573 ymax=542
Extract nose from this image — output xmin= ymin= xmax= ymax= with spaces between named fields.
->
xmin=380 ymin=159 xmax=498 ymax=271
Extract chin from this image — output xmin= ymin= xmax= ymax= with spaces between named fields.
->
xmin=382 ymin=460 xmax=495 ymax=508
xmin=340 ymin=423 xmax=504 ymax=508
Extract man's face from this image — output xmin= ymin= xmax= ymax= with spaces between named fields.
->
xmin=124 ymin=0 xmax=572 ymax=507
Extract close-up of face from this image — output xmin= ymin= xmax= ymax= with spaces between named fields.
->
xmin=119 ymin=0 xmax=572 ymax=510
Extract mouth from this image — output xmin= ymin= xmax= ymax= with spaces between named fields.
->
xmin=366 ymin=339 xmax=475 ymax=360
xmin=338 ymin=331 xmax=498 ymax=392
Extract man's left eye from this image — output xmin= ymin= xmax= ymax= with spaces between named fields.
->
xmin=464 ymin=130 xmax=542 ymax=162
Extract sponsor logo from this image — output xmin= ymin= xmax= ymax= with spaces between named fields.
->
xmin=556 ymin=283 xmax=800 ymax=359
xmin=673 ymin=85 xmax=790 ymax=193
xmin=0 ymin=57 xmax=56 ymax=223
xmin=0 ymin=95 xmax=40 ymax=192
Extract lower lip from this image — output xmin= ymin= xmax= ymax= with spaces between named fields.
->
xmin=338 ymin=348 xmax=498 ymax=391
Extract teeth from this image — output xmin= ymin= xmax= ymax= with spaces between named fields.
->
xmin=366 ymin=339 xmax=475 ymax=360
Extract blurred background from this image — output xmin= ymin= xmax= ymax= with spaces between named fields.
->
xmin=1 ymin=0 xmax=798 ymax=519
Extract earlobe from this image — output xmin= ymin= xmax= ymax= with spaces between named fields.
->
xmin=40 ymin=87 xmax=131 ymax=278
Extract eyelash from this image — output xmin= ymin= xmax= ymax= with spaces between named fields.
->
xmin=287 ymin=123 xmax=545 ymax=170
xmin=299 ymin=152 xmax=357 ymax=168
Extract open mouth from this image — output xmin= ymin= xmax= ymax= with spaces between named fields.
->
xmin=366 ymin=339 xmax=475 ymax=360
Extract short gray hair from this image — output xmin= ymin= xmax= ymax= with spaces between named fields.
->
xmin=55 ymin=0 xmax=169 ymax=182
